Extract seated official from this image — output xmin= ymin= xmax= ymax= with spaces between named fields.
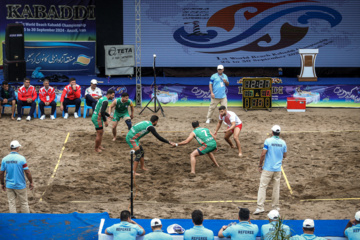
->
xmin=184 ymin=210 xmax=214 ymax=240
xmin=144 ymin=218 xmax=172 ymax=240
xmin=60 ymin=77 xmax=81 ymax=119
xmin=290 ymin=219 xmax=326 ymax=240
xmin=218 ymin=208 xmax=259 ymax=240
xmin=261 ymin=210 xmax=291 ymax=240
xmin=39 ymin=79 xmax=56 ymax=120
xmin=344 ymin=211 xmax=360 ymax=240
xmin=105 ymin=210 xmax=145 ymax=240
xmin=85 ymin=79 xmax=102 ymax=111
xmin=17 ymin=78 xmax=37 ymax=121
xmin=0 ymin=81 xmax=16 ymax=120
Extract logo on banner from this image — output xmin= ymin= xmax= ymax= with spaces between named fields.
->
xmin=73 ymin=54 xmax=93 ymax=66
xmin=173 ymin=0 xmax=342 ymax=53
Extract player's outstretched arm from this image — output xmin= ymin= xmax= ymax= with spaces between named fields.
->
xmin=148 ymin=126 xmax=171 ymax=144
xmin=210 ymin=131 xmax=217 ymax=140
xmin=214 ymin=120 xmax=223 ymax=136
xmin=108 ymin=99 xmax=116 ymax=116
xmin=178 ymin=132 xmax=195 ymax=146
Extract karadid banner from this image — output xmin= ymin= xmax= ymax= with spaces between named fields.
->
xmin=124 ymin=0 xmax=360 ymax=68
xmin=0 ymin=0 xmax=96 ymax=73
xmin=141 ymin=84 xmax=360 ymax=108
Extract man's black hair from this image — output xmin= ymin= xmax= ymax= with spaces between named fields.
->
xmin=303 ymin=227 xmax=314 ymax=232
xmin=69 ymin=77 xmax=76 ymax=82
xmin=192 ymin=210 xmax=204 ymax=225
xmin=107 ymin=89 xmax=115 ymax=95
xmin=273 ymin=131 xmax=280 ymax=136
xmin=192 ymin=121 xmax=200 ymax=128
xmin=43 ymin=78 xmax=50 ymax=83
xmin=120 ymin=210 xmax=131 ymax=221
xmin=121 ymin=92 xmax=129 ymax=97
xmin=239 ymin=208 xmax=250 ymax=221
xmin=150 ymin=115 xmax=159 ymax=123
xmin=2 ymin=81 xmax=9 ymax=86
xmin=24 ymin=77 xmax=30 ymax=82
xmin=218 ymin=105 xmax=226 ymax=111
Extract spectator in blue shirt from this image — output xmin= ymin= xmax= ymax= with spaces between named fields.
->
xmin=254 ymin=125 xmax=287 ymax=215
xmin=0 ymin=81 xmax=16 ymax=120
xmin=218 ymin=208 xmax=259 ymax=240
xmin=105 ymin=210 xmax=145 ymax=240
xmin=206 ymin=65 xmax=229 ymax=124
xmin=0 ymin=140 xmax=34 ymax=213
xmin=144 ymin=218 xmax=172 ymax=240
xmin=344 ymin=211 xmax=360 ymax=240
xmin=290 ymin=219 xmax=326 ymax=240
xmin=184 ymin=210 xmax=214 ymax=240
xmin=261 ymin=210 xmax=291 ymax=239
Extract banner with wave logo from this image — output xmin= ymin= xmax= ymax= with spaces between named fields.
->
xmin=124 ymin=0 xmax=360 ymax=67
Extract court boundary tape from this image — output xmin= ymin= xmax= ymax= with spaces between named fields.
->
xmin=281 ymin=166 xmax=293 ymax=195
xmin=116 ymin=130 xmax=360 ymax=134
xmin=39 ymin=132 xmax=70 ymax=203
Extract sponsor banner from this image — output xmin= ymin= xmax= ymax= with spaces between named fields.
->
xmin=124 ymin=0 xmax=360 ymax=67
xmin=104 ymin=45 xmax=135 ymax=75
xmin=141 ymin=85 xmax=360 ymax=108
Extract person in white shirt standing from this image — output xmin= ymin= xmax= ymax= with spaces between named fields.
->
xmin=214 ymin=106 xmax=243 ymax=157
xmin=85 ymin=79 xmax=103 ymax=112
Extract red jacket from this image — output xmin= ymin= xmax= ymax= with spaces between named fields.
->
xmin=18 ymin=85 xmax=37 ymax=101
xmin=39 ymin=86 xmax=56 ymax=103
xmin=60 ymin=84 xmax=81 ymax=102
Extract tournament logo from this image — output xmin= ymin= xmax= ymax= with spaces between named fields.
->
xmin=173 ymin=0 xmax=342 ymax=53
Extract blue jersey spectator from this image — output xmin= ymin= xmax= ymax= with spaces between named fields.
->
xmin=105 ymin=210 xmax=145 ymax=240
xmin=206 ymin=65 xmax=229 ymax=123
xmin=254 ymin=125 xmax=287 ymax=215
xmin=144 ymin=218 xmax=172 ymax=240
xmin=290 ymin=219 xmax=326 ymax=240
xmin=0 ymin=140 xmax=34 ymax=213
xmin=219 ymin=208 xmax=258 ymax=240
xmin=261 ymin=210 xmax=291 ymax=240
xmin=184 ymin=210 xmax=214 ymax=240
xmin=344 ymin=211 xmax=360 ymax=240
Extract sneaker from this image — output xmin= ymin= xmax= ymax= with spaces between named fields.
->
xmin=205 ymin=119 xmax=211 ymax=124
xmin=74 ymin=112 xmax=79 ymax=118
xmin=64 ymin=113 xmax=69 ymax=119
xmin=26 ymin=116 xmax=31 ymax=121
xmin=17 ymin=117 xmax=21 ymax=121
xmin=253 ymin=208 xmax=265 ymax=215
xmin=40 ymin=115 xmax=45 ymax=120
xmin=50 ymin=115 xmax=55 ymax=120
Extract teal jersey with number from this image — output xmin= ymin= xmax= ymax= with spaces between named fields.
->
xmin=115 ymin=98 xmax=133 ymax=114
xmin=92 ymin=96 xmax=108 ymax=118
xmin=127 ymin=121 xmax=153 ymax=140
xmin=193 ymin=127 xmax=217 ymax=147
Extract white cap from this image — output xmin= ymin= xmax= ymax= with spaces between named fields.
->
xmin=267 ymin=210 xmax=280 ymax=220
xmin=355 ymin=211 xmax=360 ymax=221
xmin=303 ymin=219 xmax=315 ymax=228
xmin=217 ymin=64 xmax=224 ymax=70
xmin=10 ymin=140 xmax=21 ymax=149
xmin=167 ymin=224 xmax=185 ymax=234
xmin=90 ymin=79 xmax=98 ymax=84
xmin=271 ymin=125 xmax=281 ymax=133
xmin=150 ymin=218 xmax=162 ymax=227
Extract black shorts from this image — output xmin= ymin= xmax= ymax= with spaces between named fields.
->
xmin=95 ymin=127 xmax=103 ymax=131
xmin=135 ymin=145 xmax=144 ymax=162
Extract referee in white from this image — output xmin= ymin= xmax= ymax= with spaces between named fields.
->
xmin=254 ymin=125 xmax=287 ymax=215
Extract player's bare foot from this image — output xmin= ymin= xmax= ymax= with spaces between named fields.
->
xmin=188 ymin=172 xmax=196 ymax=178
xmin=140 ymin=167 xmax=148 ymax=171
xmin=11 ymin=116 xmax=15 ymax=120
xmin=239 ymin=153 xmax=243 ymax=157
xmin=95 ymin=148 xmax=102 ymax=153
xmin=99 ymin=146 xmax=105 ymax=150
xmin=133 ymin=171 xmax=141 ymax=176
xmin=112 ymin=137 xmax=116 ymax=141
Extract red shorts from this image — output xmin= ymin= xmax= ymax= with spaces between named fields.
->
xmin=228 ymin=123 xmax=242 ymax=133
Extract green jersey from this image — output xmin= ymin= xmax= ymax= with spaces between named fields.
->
xmin=127 ymin=121 xmax=153 ymax=140
xmin=193 ymin=127 xmax=217 ymax=147
xmin=92 ymin=96 xmax=109 ymax=119
xmin=115 ymin=98 xmax=133 ymax=114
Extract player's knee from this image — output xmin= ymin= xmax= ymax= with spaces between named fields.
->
xmin=135 ymin=149 xmax=142 ymax=162
xmin=125 ymin=119 xmax=132 ymax=130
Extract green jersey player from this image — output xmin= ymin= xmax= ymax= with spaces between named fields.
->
xmin=177 ymin=121 xmax=219 ymax=174
xmin=108 ymin=92 xmax=135 ymax=141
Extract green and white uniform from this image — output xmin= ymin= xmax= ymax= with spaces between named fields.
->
xmin=193 ymin=127 xmax=217 ymax=155
xmin=91 ymin=96 xmax=109 ymax=129
xmin=126 ymin=121 xmax=153 ymax=148
xmin=112 ymin=98 xmax=133 ymax=121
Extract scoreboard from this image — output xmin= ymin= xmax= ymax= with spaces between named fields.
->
xmin=242 ymin=77 xmax=272 ymax=111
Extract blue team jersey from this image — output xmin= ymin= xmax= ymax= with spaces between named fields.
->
xmin=106 ymin=221 xmax=144 ymax=240
xmin=345 ymin=224 xmax=360 ymax=240
xmin=261 ymin=222 xmax=291 ymax=240
xmin=184 ymin=225 xmax=214 ymax=240
xmin=144 ymin=230 xmax=172 ymax=240
xmin=290 ymin=234 xmax=327 ymax=240
xmin=263 ymin=136 xmax=287 ymax=172
xmin=1 ymin=152 xmax=28 ymax=189
xmin=223 ymin=221 xmax=259 ymax=240
xmin=210 ymin=73 xmax=228 ymax=99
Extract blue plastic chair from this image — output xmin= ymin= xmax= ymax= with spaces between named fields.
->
xmin=16 ymin=92 xmax=37 ymax=118
xmin=1 ymin=103 xmax=16 ymax=117
xmin=38 ymin=99 xmax=57 ymax=118
xmin=62 ymin=95 xmax=82 ymax=117
xmin=83 ymin=99 xmax=93 ymax=118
